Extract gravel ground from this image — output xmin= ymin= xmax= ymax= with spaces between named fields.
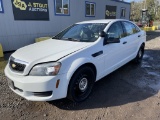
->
xmin=0 ymin=31 xmax=160 ymax=120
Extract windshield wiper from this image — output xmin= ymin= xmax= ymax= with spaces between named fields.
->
xmin=62 ymin=38 xmax=80 ymax=42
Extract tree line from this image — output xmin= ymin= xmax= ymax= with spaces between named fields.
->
xmin=130 ymin=0 xmax=160 ymax=21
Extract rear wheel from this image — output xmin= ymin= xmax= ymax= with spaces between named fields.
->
xmin=67 ymin=66 xmax=95 ymax=102
xmin=134 ymin=45 xmax=144 ymax=63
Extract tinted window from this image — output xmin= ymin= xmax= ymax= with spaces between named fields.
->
xmin=122 ymin=22 xmax=134 ymax=35
xmin=107 ymin=22 xmax=124 ymax=39
xmin=134 ymin=25 xmax=140 ymax=33
xmin=130 ymin=23 xmax=140 ymax=33
xmin=122 ymin=22 xmax=140 ymax=36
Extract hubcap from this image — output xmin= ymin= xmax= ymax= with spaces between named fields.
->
xmin=79 ymin=78 xmax=88 ymax=92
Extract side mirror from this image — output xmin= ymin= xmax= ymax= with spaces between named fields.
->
xmin=103 ymin=37 xmax=120 ymax=45
xmin=99 ymin=31 xmax=106 ymax=37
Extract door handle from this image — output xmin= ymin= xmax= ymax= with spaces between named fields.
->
xmin=123 ymin=41 xmax=127 ymax=44
xmin=138 ymin=35 xmax=141 ymax=37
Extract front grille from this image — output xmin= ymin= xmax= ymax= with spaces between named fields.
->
xmin=9 ymin=58 xmax=26 ymax=73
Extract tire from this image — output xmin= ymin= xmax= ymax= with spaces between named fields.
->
xmin=67 ymin=66 xmax=95 ymax=102
xmin=133 ymin=45 xmax=144 ymax=63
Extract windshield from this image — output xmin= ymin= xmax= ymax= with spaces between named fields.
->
xmin=53 ymin=23 xmax=107 ymax=42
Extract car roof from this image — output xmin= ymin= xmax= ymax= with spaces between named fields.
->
xmin=77 ymin=19 xmax=130 ymax=24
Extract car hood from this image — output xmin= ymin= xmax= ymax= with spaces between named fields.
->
xmin=12 ymin=39 xmax=90 ymax=63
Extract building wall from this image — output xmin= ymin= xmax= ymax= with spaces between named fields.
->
xmin=0 ymin=0 xmax=130 ymax=51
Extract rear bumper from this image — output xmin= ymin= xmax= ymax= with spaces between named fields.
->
xmin=5 ymin=64 xmax=68 ymax=101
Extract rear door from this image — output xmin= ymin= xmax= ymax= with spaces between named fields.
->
xmin=121 ymin=21 xmax=142 ymax=59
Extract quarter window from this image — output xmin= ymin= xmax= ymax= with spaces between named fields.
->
xmin=55 ymin=0 xmax=70 ymax=15
xmin=121 ymin=8 xmax=126 ymax=18
xmin=85 ymin=2 xmax=96 ymax=17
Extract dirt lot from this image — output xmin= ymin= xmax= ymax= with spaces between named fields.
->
xmin=0 ymin=31 xmax=160 ymax=120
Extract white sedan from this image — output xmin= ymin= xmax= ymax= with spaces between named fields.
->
xmin=5 ymin=19 xmax=146 ymax=102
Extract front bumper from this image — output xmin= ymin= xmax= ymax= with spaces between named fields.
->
xmin=4 ymin=64 xmax=68 ymax=101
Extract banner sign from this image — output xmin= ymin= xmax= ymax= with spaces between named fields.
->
xmin=105 ymin=5 xmax=117 ymax=19
xmin=11 ymin=0 xmax=49 ymax=20
xmin=0 ymin=0 xmax=4 ymax=13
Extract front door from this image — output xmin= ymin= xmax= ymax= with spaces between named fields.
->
xmin=102 ymin=22 xmax=126 ymax=76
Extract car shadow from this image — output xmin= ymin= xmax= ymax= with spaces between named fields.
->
xmin=48 ymin=52 xmax=159 ymax=110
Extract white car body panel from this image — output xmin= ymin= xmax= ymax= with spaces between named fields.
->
xmin=5 ymin=19 xmax=146 ymax=101
xmin=11 ymin=40 xmax=91 ymax=76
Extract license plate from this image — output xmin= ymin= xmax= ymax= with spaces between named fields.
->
xmin=7 ymin=78 xmax=15 ymax=90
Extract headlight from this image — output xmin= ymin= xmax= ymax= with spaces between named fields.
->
xmin=29 ymin=62 xmax=61 ymax=76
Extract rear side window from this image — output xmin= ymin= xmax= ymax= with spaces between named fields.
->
xmin=134 ymin=25 xmax=140 ymax=33
xmin=122 ymin=21 xmax=140 ymax=36
xmin=130 ymin=23 xmax=140 ymax=33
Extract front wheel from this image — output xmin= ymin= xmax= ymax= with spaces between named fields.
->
xmin=133 ymin=45 xmax=144 ymax=63
xmin=67 ymin=66 xmax=95 ymax=102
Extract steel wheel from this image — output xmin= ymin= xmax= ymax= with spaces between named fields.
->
xmin=67 ymin=66 xmax=95 ymax=102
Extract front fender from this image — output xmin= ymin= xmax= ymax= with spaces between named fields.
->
xmin=58 ymin=57 xmax=94 ymax=98
xmin=66 ymin=57 xmax=93 ymax=84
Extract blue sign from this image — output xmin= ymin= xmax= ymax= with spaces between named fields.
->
xmin=0 ymin=0 xmax=4 ymax=13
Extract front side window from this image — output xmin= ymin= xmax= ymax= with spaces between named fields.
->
xmin=55 ymin=0 xmax=70 ymax=15
xmin=85 ymin=2 xmax=96 ymax=17
xmin=121 ymin=8 xmax=126 ymax=18
xmin=53 ymin=23 xmax=107 ymax=42
xmin=107 ymin=22 xmax=124 ymax=40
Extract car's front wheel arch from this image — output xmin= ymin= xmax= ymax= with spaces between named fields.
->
xmin=67 ymin=63 xmax=97 ymax=102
